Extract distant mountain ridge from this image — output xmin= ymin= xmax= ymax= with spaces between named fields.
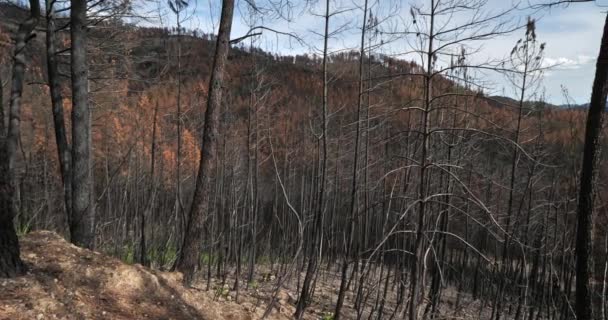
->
xmin=559 ymin=102 xmax=590 ymax=109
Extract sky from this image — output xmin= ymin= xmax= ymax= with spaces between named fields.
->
xmin=140 ymin=0 xmax=608 ymax=105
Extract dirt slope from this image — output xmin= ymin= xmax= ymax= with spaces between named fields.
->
xmin=0 ymin=231 xmax=293 ymax=320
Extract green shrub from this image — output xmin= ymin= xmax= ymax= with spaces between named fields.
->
xmin=121 ymin=243 xmax=135 ymax=265
xmin=214 ymin=284 xmax=230 ymax=300
xmin=15 ymin=222 xmax=31 ymax=237
xmin=160 ymin=245 xmax=178 ymax=266
xmin=321 ymin=312 xmax=334 ymax=320
xmin=200 ymin=252 xmax=217 ymax=265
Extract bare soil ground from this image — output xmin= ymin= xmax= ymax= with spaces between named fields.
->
xmin=0 ymin=231 xmax=300 ymax=320
xmin=0 ymin=231 xmax=502 ymax=320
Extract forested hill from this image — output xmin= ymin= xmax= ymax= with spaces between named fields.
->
xmin=1 ymin=0 xmax=479 ymax=189
xmin=1 ymin=0 xmax=604 ymax=263
xmin=0 ymin=1 xmax=584 ymax=169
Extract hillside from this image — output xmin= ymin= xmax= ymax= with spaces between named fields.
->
xmin=0 ymin=2 xmax=589 ymax=180
xmin=0 ymin=231 xmax=300 ymax=320
xmin=0 ymin=230 xmax=517 ymax=320
xmin=1 ymin=1 xmax=608 ymax=319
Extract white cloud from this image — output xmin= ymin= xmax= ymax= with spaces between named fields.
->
xmin=544 ymin=55 xmax=595 ymax=70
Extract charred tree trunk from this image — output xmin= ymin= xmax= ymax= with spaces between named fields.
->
xmin=46 ymin=0 xmax=72 ymax=235
xmin=294 ymin=0 xmax=330 ymax=317
xmin=70 ymin=0 xmax=95 ymax=249
xmin=0 ymin=0 xmax=39 ymax=278
xmin=574 ymin=12 xmax=608 ymax=320
xmin=140 ymin=102 xmax=159 ymax=266
xmin=1 ymin=75 xmax=4 ymax=135
xmin=175 ymin=0 xmax=234 ymax=285
xmin=410 ymin=2 xmax=435 ymax=319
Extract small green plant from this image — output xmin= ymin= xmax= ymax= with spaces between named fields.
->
xmin=146 ymin=247 xmax=159 ymax=265
xmin=161 ymin=245 xmax=178 ymax=266
xmin=121 ymin=243 xmax=135 ymax=264
xmin=15 ymin=222 xmax=31 ymax=237
xmin=214 ymin=284 xmax=230 ymax=300
xmin=199 ymin=252 xmax=216 ymax=265
xmin=321 ymin=312 xmax=334 ymax=320
xmin=249 ymin=280 xmax=259 ymax=291
xmin=148 ymin=243 xmax=178 ymax=268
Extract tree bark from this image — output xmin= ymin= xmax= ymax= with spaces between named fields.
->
xmin=140 ymin=102 xmax=159 ymax=267
xmin=70 ymin=0 xmax=95 ymax=249
xmin=0 ymin=0 xmax=39 ymax=278
xmin=175 ymin=0 xmax=234 ymax=285
xmin=410 ymin=2 xmax=435 ymax=319
xmin=574 ymin=12 xmax=608 ymax=320
xmin=46 ymin=0 xmax=72 ymax=235
xmin=0 ymin=74 xmax=4 ymax=136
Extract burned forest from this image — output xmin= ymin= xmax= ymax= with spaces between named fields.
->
xmin=0 ymin=0 xmax=607 ymax=319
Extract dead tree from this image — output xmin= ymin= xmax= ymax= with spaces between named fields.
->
xmin=46 ymin=0 xmax=72 ymax=235
xmin=0 ymin=0 xmax=39 ymax=277
xmin=334 ymin=0 xmax=369 ymax=318
xmin=574 ymin=12 xmax=608 ymax=320
xmin=294 ymin=0 xmax=331 ymax=317
xmin=70 ymin=0 xmax=95 ymax=249
xmin=175 ymin=0 xmax=235 ymax=285
xmin=492 ymin=18 xmax=545 ymax=320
